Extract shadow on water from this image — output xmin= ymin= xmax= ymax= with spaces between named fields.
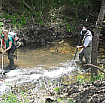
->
xmin=0 ymin=37 xmax=105 ymax=95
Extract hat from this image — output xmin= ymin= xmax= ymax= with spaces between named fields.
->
xmin=82 ymin=28 xmax=87 ymax=35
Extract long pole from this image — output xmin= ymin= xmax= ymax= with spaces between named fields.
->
xmin=73 ymin=16 xmax=89 ymax=60
xmin=73 ymin=35 xmax=82 ymax=60
xmin=1 ymin=33 xmax=3 ymax=78
xmin=2 ymin=49 xmax=3 ymax=78
xmin=0 ymin=32 xmax=3 ymax=79
xmin=16 ymin=47 xmax=17 ymax=60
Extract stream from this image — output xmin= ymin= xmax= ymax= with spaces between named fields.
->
xmin=0 ymin=37 xmax=105 ymax=96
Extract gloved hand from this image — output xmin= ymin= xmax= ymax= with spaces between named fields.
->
xmin=77 ymin=46 xmax=81 ymax=48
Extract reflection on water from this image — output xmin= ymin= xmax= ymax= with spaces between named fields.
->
xmin=1 ymin=37 xmax=105 ymax=69
xmin=14 ymin=38 xmax=79 ymax=68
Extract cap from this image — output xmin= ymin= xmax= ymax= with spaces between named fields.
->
xmin=82 ymin=28 xmax=87 ymax=35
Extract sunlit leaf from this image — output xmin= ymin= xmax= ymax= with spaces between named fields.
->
xmin=103 ymin=20 xmax=105 ymax=23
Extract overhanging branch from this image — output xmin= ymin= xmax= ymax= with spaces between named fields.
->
xmin=84 ymin=64 xmax=105 ymax=74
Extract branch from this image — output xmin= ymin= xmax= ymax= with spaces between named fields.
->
xmin=84 ymin=64 xmax=105 ymax=74
xmin=0 ymin=19 xmax=11 ymax=23
xmin=23 ymin=0 xmax=33 ymax=11
xmin=2 ymin=2 xmax=22 ymax=14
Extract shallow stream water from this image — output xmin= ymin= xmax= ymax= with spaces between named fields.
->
xmin=0 ymin=37 xmax=105 ymax=96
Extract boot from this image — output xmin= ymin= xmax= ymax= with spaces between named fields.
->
xmin=10 ymin=59 xmax=15 ymax=70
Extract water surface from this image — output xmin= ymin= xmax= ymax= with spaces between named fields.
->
xmin=0 ymin=37 xmax=104 ymax=96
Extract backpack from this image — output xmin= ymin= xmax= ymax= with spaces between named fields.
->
xmin=8 ymin=32 xmax=19 ymax=43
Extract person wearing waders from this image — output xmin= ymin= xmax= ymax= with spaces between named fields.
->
xmin=2 ymin=30 xmax=16 ymax=69
xmin=77 ymin=26 xmax=92 ymax=64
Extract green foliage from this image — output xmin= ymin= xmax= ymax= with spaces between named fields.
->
xmin=1 ymin=93 xmax=18 ymax=103
xmin=90 ymin=73 xmax=104 ymax=82
xmin=99 ymin=26 xmax=102 ymax=29
xmin=103 ymin=20 xmax=105 ymax=23
xmin=76 ymin=69 xmax=104 ymax=84
xmin=57 ymin=98 xmax=61 ymax=101
xmin=41 ymin=83 xmax=45 ymax=89
xmin=3 ymin=0 xmax=92 ymax=26
xmin=68 ymin=99 xmax=76 ymax=103
xmin=0 ymin=80 xmax=29 ymax=103
xmin=66 ymin=23 xmax=74 ymax=32
xmin=0 ymin=22 xmax=4 ymax=27
xmin=1 ymin=92 xmax=29 ymax=103
xmin=54 ymin=86 xmax=60 ymax=92
xmin=1 ymin=0 xmax=95 ymax=35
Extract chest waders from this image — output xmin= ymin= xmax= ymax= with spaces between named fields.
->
xmin=4 ymin=36 xmax=16 ymax=70
xmin=8 ymin=45 xmax=16 ymax=69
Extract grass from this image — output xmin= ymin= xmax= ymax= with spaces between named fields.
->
xmin=0 ymin=92 xmax=29 ymax=103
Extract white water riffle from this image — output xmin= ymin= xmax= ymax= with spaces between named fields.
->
xmin=0 ymin=61 xmax=80 ymax=97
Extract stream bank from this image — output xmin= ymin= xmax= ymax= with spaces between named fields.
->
xmin=10 ymin=79 xmax=105 ymax=103
xmin=0 ymin=76 xmax=105 ymax=103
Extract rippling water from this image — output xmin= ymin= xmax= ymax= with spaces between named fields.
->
xmin=0 ymin=37 xmax=105 ymax=96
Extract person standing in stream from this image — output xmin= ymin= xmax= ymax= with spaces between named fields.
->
xmin=77 ymin=26 xmax=92 ymax=64
xmin=2 ymin=29 xmax=16 ymax=69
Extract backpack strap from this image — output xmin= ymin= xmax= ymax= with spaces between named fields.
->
xmin=84 ymin=35 xmax=91 ymax=40
xmin=84 ymin=35 xmax=92 ymax=47
xmin=2 ymin=35 xmax=5 ymax=46
xmin=8 ymin=36 xmax=14 ymax=45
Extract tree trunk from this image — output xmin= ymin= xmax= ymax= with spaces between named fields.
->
xmin=91 ymin=0 xmax=105 ymax=78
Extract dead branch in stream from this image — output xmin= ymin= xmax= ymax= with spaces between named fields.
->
xmin=84 ymin=64 xmax=105 ymax=74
